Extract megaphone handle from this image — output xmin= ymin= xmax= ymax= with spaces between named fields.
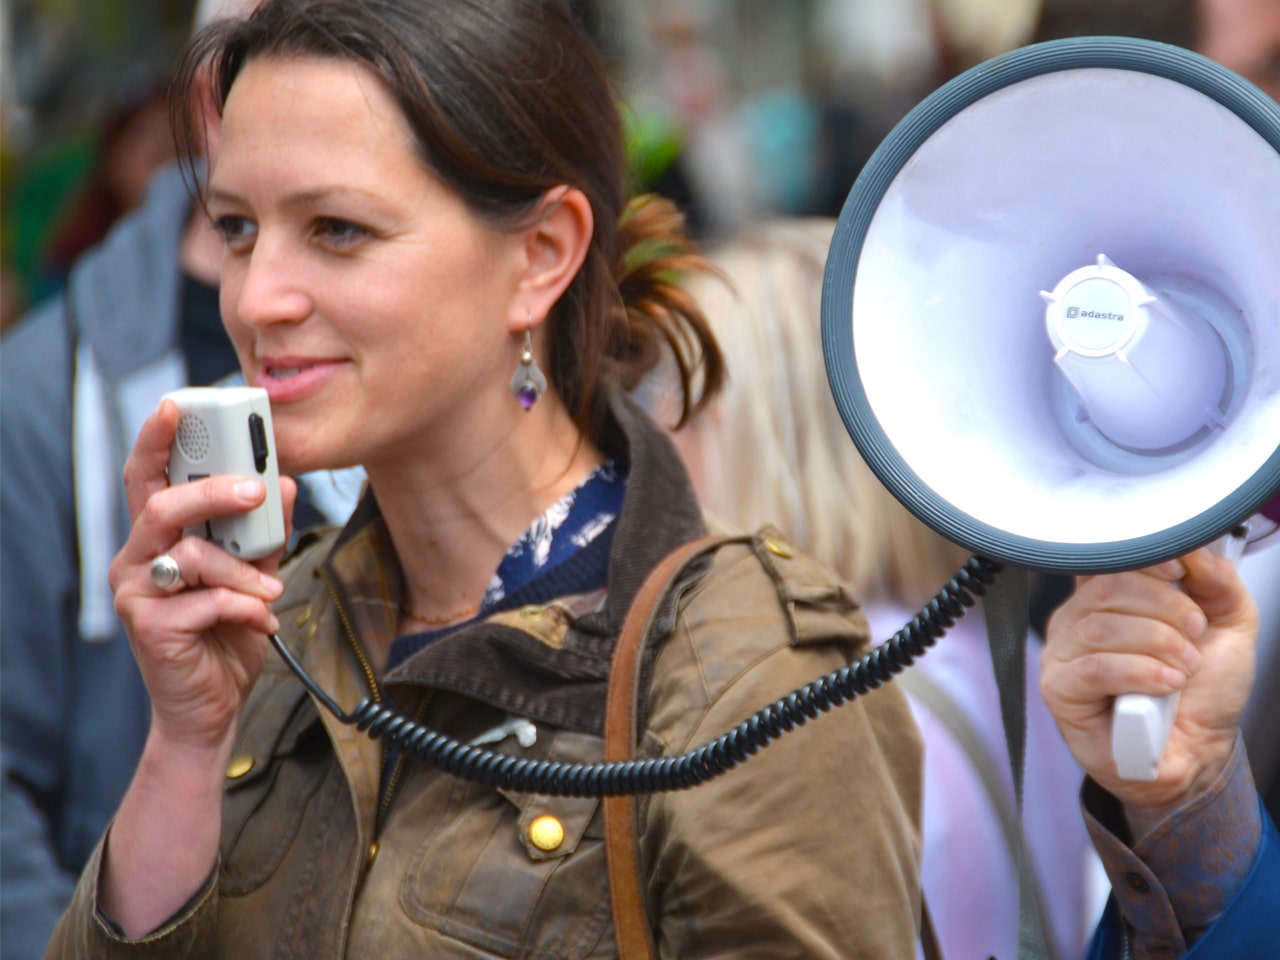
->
xmin=1112 ymin=530 xmax=1248 ymax=781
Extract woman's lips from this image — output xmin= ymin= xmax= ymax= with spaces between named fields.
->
xmin=253 ymin=358 xmax=347 ymax=403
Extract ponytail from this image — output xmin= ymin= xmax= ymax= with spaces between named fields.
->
xmin=609 ymin=194 xmax=725 ymax=429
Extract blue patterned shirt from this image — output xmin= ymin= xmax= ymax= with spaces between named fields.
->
xmin=387 ymin=460 xmax=627 ymax=672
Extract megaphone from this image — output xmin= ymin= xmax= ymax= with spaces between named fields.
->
xmin=821 ymin=37 xmax=1280 ymax=779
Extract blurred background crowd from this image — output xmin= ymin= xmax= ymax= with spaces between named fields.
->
xmin=4 ymin=0 xmax=1280 ymax=957
xmin=1 ymin=0 xmax=1060 ymax=336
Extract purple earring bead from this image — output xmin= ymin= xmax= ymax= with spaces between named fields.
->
xmin=509 ymin=332 xmax=547 ymax=412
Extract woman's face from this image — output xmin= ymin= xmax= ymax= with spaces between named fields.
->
xmin=208 ymin=56 xmax=528 ymax=475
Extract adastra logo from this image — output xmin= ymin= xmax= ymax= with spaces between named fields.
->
xmin=1065 ymin=306 xmax=1125 ymax=321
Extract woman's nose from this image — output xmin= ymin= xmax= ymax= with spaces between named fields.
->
xmin=230 ymin=238 xmax=313 ymax=328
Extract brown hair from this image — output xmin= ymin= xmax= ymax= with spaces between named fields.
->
xmin=171 ymin=0 xmax=723 ymax=435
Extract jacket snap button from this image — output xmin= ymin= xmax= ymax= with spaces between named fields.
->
xmin=295 ymin=604 xmax=312 ymax=627
xmin=369 ymin=841 xmax=380 ymax=866
xmin=1124 ymin=872 xmax=1150 ymax=894
xmin=765 ymin=538 xmax=793 ymax=558
xmin=225 ymin=756 xmax=255 ymax=780
xmin=529 ymin=815 xmax=565 ymax=851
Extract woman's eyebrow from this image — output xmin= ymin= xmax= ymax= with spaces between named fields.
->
xmin=207 ymin=184 xmax=399 ymax=215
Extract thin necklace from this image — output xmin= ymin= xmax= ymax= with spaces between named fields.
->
xmin=399 ymin=600 xmax=479 ymax=626
xmin=395 ymin=435 xmax=589 ymax=629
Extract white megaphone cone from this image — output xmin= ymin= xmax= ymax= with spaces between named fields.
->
xmin=821 ymin=36 xmax=1280 ymax=780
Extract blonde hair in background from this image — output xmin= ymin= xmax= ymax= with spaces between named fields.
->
xmin=676 ymin=217 xmax=972 ymax=609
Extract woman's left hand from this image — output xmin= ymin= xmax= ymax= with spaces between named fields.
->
xmin=1040 ymin=547 xmax=1258 ymax=837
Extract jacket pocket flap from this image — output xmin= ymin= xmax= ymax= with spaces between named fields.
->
xmin=224 ymin=677 xmax=318 ymax=791
xmin=497 ymin=729 xmax=603 ymax=861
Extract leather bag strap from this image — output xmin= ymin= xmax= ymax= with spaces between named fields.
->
xmin=603 ymin=535 xmax=725 ymax=959
xmin=602 ymin=532 xmax=948 ymax=960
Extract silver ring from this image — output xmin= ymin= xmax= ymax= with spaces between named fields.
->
xmin=149 ymin=554 xmax=183 ymax=592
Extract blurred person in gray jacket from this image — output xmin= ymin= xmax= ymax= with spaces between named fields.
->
xmin=0 ymin=2 xmax=359 ymax=955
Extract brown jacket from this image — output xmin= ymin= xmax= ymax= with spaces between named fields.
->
xmin=48 ymin=394 xmax=923 ymax=959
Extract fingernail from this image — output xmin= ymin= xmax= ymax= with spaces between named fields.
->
xmin=1161 ymin=665 xmax=1188 ymax=689
xmin=1155 ymin=559 xmax=1187 ymax=580
xmin=261 ymin=573 xmax=284 ymax=598
xmin=235 ymin=480 xmax=264 ymax=502
xmin=266 ymin=614 xmax=280 ymax=634
xmin=1183 ymin=641 xmax=1203 ymax=672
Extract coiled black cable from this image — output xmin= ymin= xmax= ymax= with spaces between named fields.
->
xmin=269 ymin=554 xmax=1004 ymax=796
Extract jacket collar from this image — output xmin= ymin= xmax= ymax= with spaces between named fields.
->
xmin=594 ymin=384 xmax=708 ymax=633
xmin=309 ymin=386 xmax=707 ymax=734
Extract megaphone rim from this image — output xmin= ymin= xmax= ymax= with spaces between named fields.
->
xmin=821 ymin=36 xmax=1280 ymax=574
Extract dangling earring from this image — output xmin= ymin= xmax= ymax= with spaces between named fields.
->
xmin=509 ymin=327 xmax=547 ymax=411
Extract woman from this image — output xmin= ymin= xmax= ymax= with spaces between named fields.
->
xmin=48 ymin=2 xmax=925 ymax=957
xmin=47 ymin=3 xmax=1274 ymax=958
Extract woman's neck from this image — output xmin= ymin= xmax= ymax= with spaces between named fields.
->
xmin=367 ymin=394 xmax=604 ymax=633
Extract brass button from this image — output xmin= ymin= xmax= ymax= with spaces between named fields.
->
xmin=765 ymin=538 xmax=793 ymax=558
xmin=226 ymin=756 xmax=255 ymax=780
xmin=529 ymin=815 xmax=565 ymax=851
xmin=295 ymin=604 xmax=312 ymax=627
xmin=368 ymin=841 xmax=380 ymax=866
xmin=521 ymin=605 xmax=548 ymax=621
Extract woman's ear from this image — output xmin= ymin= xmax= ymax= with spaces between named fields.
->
xmin=511 ymin=185 xmax=593 ymax=332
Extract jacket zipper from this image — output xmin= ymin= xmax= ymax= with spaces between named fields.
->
xmin=376 ymin=690 xmax=433 ymax=837
xmin=321 ymin=569 xmax=381 ymax=703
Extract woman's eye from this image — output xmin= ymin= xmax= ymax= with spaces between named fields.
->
xmin=314 ymin=218 xmax=371 ymax=248
xmin=211 ymin=215 xmax=255 ymax=250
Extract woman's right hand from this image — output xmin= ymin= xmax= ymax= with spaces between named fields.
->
xmin=108 ymin=398 xmax=293 ymax=753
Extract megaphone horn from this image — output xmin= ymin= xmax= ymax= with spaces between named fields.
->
xmin=822 ymin=36 xmax=1280 ymax=778
xmin=824 ymin=36 xmax=1280 ymax=575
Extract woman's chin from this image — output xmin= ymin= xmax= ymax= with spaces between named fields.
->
xmin=277 ymin=441 xmax=349 ymax=479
